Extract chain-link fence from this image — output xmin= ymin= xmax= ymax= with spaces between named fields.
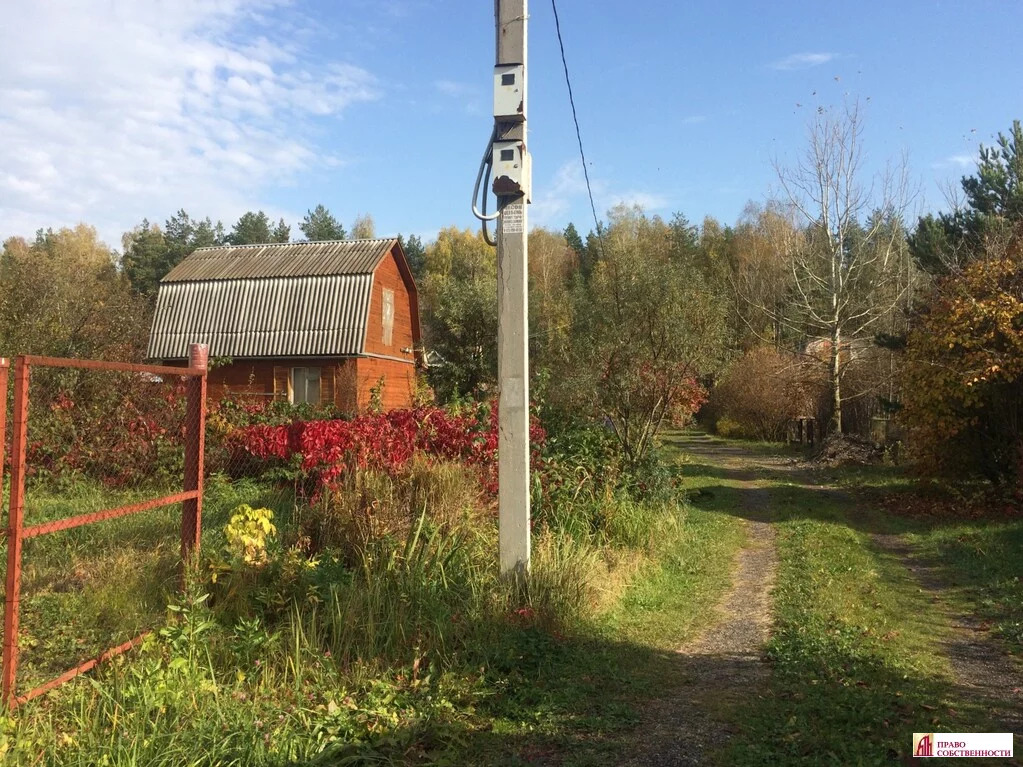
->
xmin=0 ymin=349 xmax=207 ymax=706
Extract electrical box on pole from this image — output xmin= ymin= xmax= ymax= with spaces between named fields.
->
xmin=494 ymin=64 xmax=526 ymax=122
xmin=493 ymin=0 xmax=530 ymax=579
xmin=491 ymin=139 xmax=531 ymax=199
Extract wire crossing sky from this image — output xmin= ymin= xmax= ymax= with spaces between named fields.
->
xmin=1 ymin=0 xmax=1020 ymax=248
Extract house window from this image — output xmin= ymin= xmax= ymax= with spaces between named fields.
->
xmin=382 ymin=288 xmax=395 ymax=346
xmin=291 ymin=367 xmax=321 ymax=405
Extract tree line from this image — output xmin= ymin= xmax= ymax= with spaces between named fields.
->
xmin=3 ymin=107 xmax=1023 ymax=486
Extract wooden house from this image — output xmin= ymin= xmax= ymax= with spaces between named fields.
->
xmin=147 ymin=239 xmax=422 ymax=410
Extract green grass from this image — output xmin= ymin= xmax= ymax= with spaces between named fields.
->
xmin=725 ymin=482 xmax=971 ymax=765
xmin=0 ymin=475 xmax=295 ymax=692
xmin=0 ymin=448 xmax=748 ymax=766
xmin=676 ymin=444 xmax=1019 ymax=765
xmin=909 ymin=520 xmax=1023 ymax=651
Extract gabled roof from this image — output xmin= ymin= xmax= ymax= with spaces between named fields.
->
xmin=147 ymin=238 xmax=417 ymax=361
xmin=161 ymin=238 xmax=399 ymax=282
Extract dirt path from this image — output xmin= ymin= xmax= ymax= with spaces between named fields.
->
xmin=627 ymin=435 xmax=779 ymax=766
xmin=872 ymin=532 xmax=1023 ymax=733
xmin=787 ymin=465 xmax=1023 ymax=733
xmin=628 ymin=433 xmax=1023 ymax=765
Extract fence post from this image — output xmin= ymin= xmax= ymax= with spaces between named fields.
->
xmin=2 ymin=357 xmax=29 ymax=708
xmin=181 ymin=344 xmax=208 ymax=567
xmin=0 ymin=359 xmax=8 ymax=508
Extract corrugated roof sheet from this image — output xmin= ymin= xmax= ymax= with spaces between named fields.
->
xmin=147 ymin=274 xmax=373 ymax=360
xmin=161 ymin=238 xmax=397 ymax=282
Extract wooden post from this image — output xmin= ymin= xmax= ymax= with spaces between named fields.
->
xmin=181 ymin=344 xmax=208 ymax=565
xmin=2 ymin=357 xmax=29 ymax=707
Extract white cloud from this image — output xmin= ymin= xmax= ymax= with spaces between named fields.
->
xmin=680 ymin=114 xmax=707 ymax=125
xmin=432 ymin=79 xmax=484 ymax=115
xmin=434 ymin=79 xmax=474 ymax=97
xmin=770 ymin=52 xmax=836 ymax=71
xmin=530 ymin=161 xmax=668 ymax=229
xmin=607 ymin=190 xmax=669 ymax=210
xmin=932 ymin=153 xmax=976 ymax=170
xmin=0 ymin=0 xmax=379 ymax=248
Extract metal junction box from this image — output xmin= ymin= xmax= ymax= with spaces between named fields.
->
xmin=492 ymin=139 xmax=531 ymax=200
xmin=494 ymin=64 xmax=526 ymax=122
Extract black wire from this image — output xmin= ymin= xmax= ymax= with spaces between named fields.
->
xmin=551 ymin=0 xmax=604 ymax=257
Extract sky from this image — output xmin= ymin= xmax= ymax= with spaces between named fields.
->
xmin=1 ymin=0 xmax=1021 ymax=250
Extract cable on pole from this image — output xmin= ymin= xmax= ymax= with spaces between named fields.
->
xmin=551 ymin=0 xmax=604 ymax=256
xmin=471 ymin=128 xmax=499 ymax=247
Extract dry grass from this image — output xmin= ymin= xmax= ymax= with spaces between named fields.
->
xmin=301 ymin=457 xmax=485 ymax=561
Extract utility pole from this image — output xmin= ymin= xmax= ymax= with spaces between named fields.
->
xmin=493 ymin=0 xmax=531 ymax=578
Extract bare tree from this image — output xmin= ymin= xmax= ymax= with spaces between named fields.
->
xmin=748 ymin=102 xmax=913 ymax=434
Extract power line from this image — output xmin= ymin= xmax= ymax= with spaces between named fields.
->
xmin=550 ymin=0 xmax=603 ymax=253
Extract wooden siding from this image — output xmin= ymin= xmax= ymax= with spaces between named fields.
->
xmin=364 ymin=246 xmax=416 ymax=360
xmin=354 ymin=357 xmax=416 ymax=411
xmin=204 ymin=356 xmax=414 ymax=411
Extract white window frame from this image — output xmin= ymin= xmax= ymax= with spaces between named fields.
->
xmin=291 ymin=367 xmax=321 ymax=405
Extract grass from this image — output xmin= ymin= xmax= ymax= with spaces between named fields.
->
xmin=0 ymin=443 xmax=748 ymax=766
xmin=12 ymin=427 xmax=1021 ymax=765
xmin=910 ymin=520 xmax=1023 ymax=651
xmin=0 ymin=475 xmax=295 ymax=693
xmin=724 ymin=481 xmax=971 ymax=765
xmin=673 ymin=438 xmax=1021 ymax=765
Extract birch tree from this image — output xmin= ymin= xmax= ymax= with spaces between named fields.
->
xmin=771 ymin=102 xmax=912 ymax=434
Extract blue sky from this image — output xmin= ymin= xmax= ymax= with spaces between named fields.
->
xmin=1 ymin=0 xmax=1020 ymax=248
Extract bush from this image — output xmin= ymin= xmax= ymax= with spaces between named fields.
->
xmin=901 ymin=236 xmax=1023 ymax=485
xmin=227 ymin=403 xmax=545 ymax=499
xmin=301 ymin=457 xmax=484 ymax=561
xmin=705 ymin=347 xmax=806 ymax=440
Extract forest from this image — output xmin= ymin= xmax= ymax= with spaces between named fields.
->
xmin=5 ymin=110 xmax=1023 ymax=488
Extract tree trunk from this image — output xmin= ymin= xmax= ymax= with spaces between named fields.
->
xmin=830 ymin=329 xmax=842 ymax=435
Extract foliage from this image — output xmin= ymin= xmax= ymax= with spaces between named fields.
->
xmin=911 ymin=119 xmax=1023 ymax=274
xmin=368 ymin=375 xmax=385 ymax=413
xmin=224 ymin=505 xmax=278 ymax=565
xmin=121 ymin=210 xmax=225 ymax=297
xmin=229 ymin=210 xmax=290 ymax=245
xmin=563 ymin=205 xmax=723 ymax=463
xmin=528 ymin=228 xmax=576 ymax=371
xmin=765 ymin=102 xmax=913 ymax=434
xmin=562 ymin=222 xmax=585 ymax=261
xmin=299 ymin=204 xmax=346 ymax=241
xmin=229 ymin=403 xmax=545 ymax=499
xmin=420 ymin=227 xmax=498 ymax=400
xmin=349 ymin=213 xmax=376 ymax=239
xmin=901 ymin=230 xmax=1023 ymax=484
xmin=704 ymin=346 xmax=807 ymax=440
xmin=23 ymin=373 xmax=188 ymax=488
xmin=397 ymin=232 xmax=426 ymax=280
xmin=0 ymin=225 xmax=149 ymax=360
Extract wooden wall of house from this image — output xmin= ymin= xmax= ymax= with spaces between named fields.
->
xmin=205 ymin=358 xmax=358 ymax=411
xmin=364 ymin=247 xmax=416 ymax=361
xmin=353 ymin=357 xmax=416 ymax=411
xmin=203 ymin=356 xmax=415 ymax=411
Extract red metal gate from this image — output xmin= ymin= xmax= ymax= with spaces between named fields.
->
xmin=0 ymin=344 xmax=208 ymax=707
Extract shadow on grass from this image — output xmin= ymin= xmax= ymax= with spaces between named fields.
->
xmin=239 ymin=623 xmax=986 ymax=766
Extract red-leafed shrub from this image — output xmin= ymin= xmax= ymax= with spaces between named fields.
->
xmin=23 ymin=374 xmax=190 ymax=488
xmin=228 ymin=402 xmax=546 ymax=498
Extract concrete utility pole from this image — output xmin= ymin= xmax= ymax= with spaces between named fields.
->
xmin=493 ymin=0 xmax=531 ymax=577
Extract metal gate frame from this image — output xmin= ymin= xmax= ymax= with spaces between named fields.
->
xmin=0 ymin=344 xmax=208 ymax=708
